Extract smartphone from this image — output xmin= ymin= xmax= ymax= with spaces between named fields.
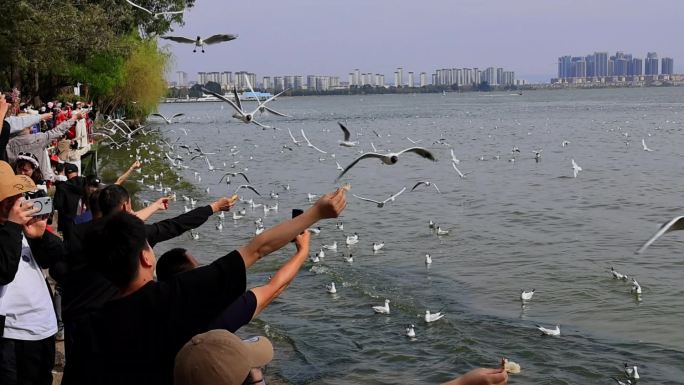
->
xmin=25 ymin=196 xmax=53 ymax=216
xmin=291 ymin=209 xmax=304 ymax=242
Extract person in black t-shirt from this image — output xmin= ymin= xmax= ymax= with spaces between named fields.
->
xmin=80 ymin=188 xmax=347 ymax=385
xmin=157 ymin=229 xmax=311 ymax=333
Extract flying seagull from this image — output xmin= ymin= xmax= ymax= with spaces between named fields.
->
xmin=218 ymin=172 xmax=250 ymax=184
xmin=337 ymin=122 xmax=359 ymax=147
xmin=126 ymin=0 xmax=184 ymax=17
xmin=233 ymin=184 xmax=261 ymax=196
xmin=636 ymin=216 xmax=684 ymax=254
xmin=287 ymin=128 xmax=302 ymax=146
xmin=571 ymin=159 xmax=582 ymax=178
xmin=335 ymin=148 xmax=436 ymax=181
xmin=641 ymin=138 xmax=653 ymax=152
xmin=151 ymin=112 xmax=184 ymax=124
xmin=160 ymin=34 xmax=238 ymax=53
xmin=411 ymin=181 xmax=441 ymax=193
xmin=352 ymin=187 xmax=406 ymax=208
xmin=202 ymin=83 xmax=287 ymax=129
xmin=301 ymin=129 xmax=327 ymax=154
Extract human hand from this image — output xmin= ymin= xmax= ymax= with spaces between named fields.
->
xmin=312 ymin=188 xmax=347 ymax=220
xmin=8 ymin=198 xmax=38 ymax=226
xmin=23 ymin=216 xmax=48 ymax=239
xmin=153 ymin=196 xmax=171 ymax=211
xmin=294 ymin=229 xmax=310 ymax=253
xmin=40 ymin=112 xmax=53 ymax=121
xmin=210 ymin=195 xmax=238 ymax=213
xmin=449 ymin=368 xmax=508 ymax=385
xmin=130 ymin=160 xmax=142 ymax=170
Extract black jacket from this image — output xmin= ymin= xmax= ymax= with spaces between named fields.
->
xmin=0 ymin=221 xmax=65 ymax=285
xmin=54 ymin=176 xmax=86 ymax=222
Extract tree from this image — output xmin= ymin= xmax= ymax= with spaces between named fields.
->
xmin=204 ymin=81 xmax=221 ymax=94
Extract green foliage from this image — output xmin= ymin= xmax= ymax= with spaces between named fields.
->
xmin=69 ymin=53 xmax=126 ymax=100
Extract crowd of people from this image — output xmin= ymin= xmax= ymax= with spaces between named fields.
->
xmin=1 ymin=91 xmax=508 ymax=385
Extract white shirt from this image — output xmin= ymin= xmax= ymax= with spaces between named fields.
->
xmin=0 ymin=235 xmax=57 ymax=340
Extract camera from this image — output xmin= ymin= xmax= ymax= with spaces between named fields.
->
xmin=24 ymin=191 xmax=53 ymax=217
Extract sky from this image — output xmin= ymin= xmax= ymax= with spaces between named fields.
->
xmin=162 ymin=0 xmax=684 ymax=83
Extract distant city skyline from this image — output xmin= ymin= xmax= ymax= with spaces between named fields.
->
xmin=162 ymin=0 xmax=684 ymax=83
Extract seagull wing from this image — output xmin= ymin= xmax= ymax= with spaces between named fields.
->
xmin=217 ymin=173 xmax=231 ymax=184
xmin=338 ymin=122 xmax=352 ymax=142
xmin=300 ymin=129 xmax=327 ymax=154
xmin=160 ymin=35 xmax=196 ymax=44
xmin=411 ymin=181 xmax=428 ymax=191
xmin=335 ymin=152 xmax=384 ymax=182
xmin=201 ymin=88 xmax=242 ymax=114
xmin=203 ymin=34 xmax=239 ymax=45
xmin=235 ymin=172 xmax=250 ymax=183
xmin=243 ymin=73 xmax=261 ymax=105
xmin=432 ymin=183 xmax=441 ymax=193
xmin=235 ymin=184 xmax=261 ymax=196
xmin=370 ymin=142 xmax=377 ymax=152
xmin=452 ymin=162 xmax=465 ymax=178
xmin=352 ymin=194 xmax=382 ymax=205
xmin=384 ymin=187 xmax=407 ymax=203
xmin=636 ymin=216 xmax=684 ymax=254
xmin=171 ymin=113 xmax=185 ymax=119
xmin=126 ymin=0 xmax=153 ymax=15
xmin=287 ymin=128 xmax=299 ymax=143
xmin=261 ymin=106 xmax=290 ymax=117
xmin=372 ymin=130 xmax=381 ymax=138
xmin=398 ymin=147 xmax=436 ymax=161
xmin=231 ymin=86 xmax=243 ymax=112
xmin=150 ymin=113 xmax=166 ymax=120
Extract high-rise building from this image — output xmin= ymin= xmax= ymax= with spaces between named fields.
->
xmin=661 ymin=57 xmax=674 ymax=75
xmin=408 ymin=72 xmax=414 ymax=87
xmin=394 ymin=71 xmax=400 ymax=87
xmin=197 ymin=71 xmax=207 ymax=85
xmin=396 ymin=67 xmax=404 ymax=87
xmin=420 ymin=72 xmax=427 ymax=87
xmin=558 ymin=56 xmax=572 ymax=78
xmin=377 ymin=74 xmax=385 ymax=87
xmin=645 ymin=52 xmax=659 ymax=75
xmin=348 ymin=73 xmax=355 ymax=87
xmin=354 ymin=69 xmax=360 ymax=86
xmin=585 ymin=55 xmax=596 ymax=77
xmin=294 ymin=76 xmax=303 ymax=90
xmin=220 ymin=71 xmax=232 ymax=87
xmin=484 ymin=67 xmax=497 ymax=85
xmin=573 ymin=60 xmax=587 ymax=78
xmin=496 ymin=68 xmax=504 ymax=84
xmin=176 ymin=71 xmax=188 ymax=87
xmin=613 ymin=52 xmax=629 ymax=76
xmin=273 ymin=76 xmax=284 ymax=91
xmin=283 ymin=76 xmax=294 ymax=90
xmin=594 ymin=52 xmax=609 ymax=77
xmin=262 ymin=77 xmax=272 ymax=90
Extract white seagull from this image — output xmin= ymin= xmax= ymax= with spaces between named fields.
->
xmin=353 ymin=187 xmax=407 ymax=208
xmin=234 ymin=184 xmax=261 ymax=196
xmin=301 ymin=129 xmax=327 ymax=154
xmin=372 ymin=299 xmax=390 ymax=314
xmin=151 ymin=112 xmax=184 ymax=124
xmin=425 ymin=310 xmax=445 ymax=323
xmin=203 ymin=83 xmax=287 ymax=129
xmin=336 ymin=148 xmax=436 ymax=181
xmin=436 ymin=226 xmax=450 ymax=236
xmin=405 ymin=324 xmax=416 ymax=338
xmin=372 ymin=242 xmax=385 ymax=252
xmin=126 ymin=0 xmax=184 ymax=17
xmin=636 ymin=216 xmax=684 ymax=254
xmin=451 ymin=162 xmax=468 ymax=178
xmin=411 ymin=180 xmax=441 ymax=193
xmin=624 ymin=363 xmax=640 ymax=380
xmin=346 ymin=233 xmax=359 ymax=245
xmin=218 ymin=172 xmax=250 ymax=184
xmin=337 ymin=122 xmax=359 ymax=147
xmin=425 ymin=253 xmax=432 ymax=265
xmin=344 ymin=253 xmax=354 ymax=263
xmin=641 ymin=138 xmax=653 ymax=152
xmin=520 ymin=289 xmax=535 ymax=301
xmin=160 ymin=34 xmax=238 ymax=53
xmin=287 ymin=128 xmax=302 ymax=146
xmin=631 ymin=278 xmax=642 ymax=295
xmin=536 ymin=324 xmax=561 ymax=336
xmin=322 ymin=242 xmax=337 ymax=251
xmin=450 ymin=148 xmax=460 ymax=164
xmin=326 ymin=282 xmax=337 ymax=294
xmin=571 ymin=159 xmax=582 ymax=178
xmin=610 ymin=267 xmax=628 ymax=281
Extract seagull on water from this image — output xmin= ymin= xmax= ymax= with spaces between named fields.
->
xmin=317 ymin=249 xmax=326 ymax=259
xmin=126 ymin=0 xmax=184 ymax=17
xmin=610 ymin=267 xmax=628 ymax=281
xmin=337 ymin=122 xmax=359 ymax=147
xmin=190 ymin=230 xmax=199 ymax=240
xmin=346 ymin=233 xmax=359 ymax=245
xmin=411 ymin=180 xmax=441 ymax=193
xmin=336 ymin=221 xmax=344 ymax=231
xmin=631 ymin=278 xmax=642 ymax=295
xmin=326 ymin=282 xmax=337 ymax=294
xmin=372 ymin=299 xmax=390 ymax=314
xmin=336 ymin=148 xmax=436 ymax=181
xmin=520 ymin=289 xmax=535 ymax=301
xmin=425 ymin=310 xmax=445 ymax=323
xmin=322 ymin=242 xmax=337 ymax=251
xmin=425 ymin=253 xmax=432 ymax=265
xmin=353 ymin=187 xmax=407 ymax=208
xmin=561 ymin=140 xmax=571 ymax=147
xmin=641 ymin=138 xmax=653 ymax=152
xmin=161 ymin=34 xmax=238 ymax=53
xmin=151 ymin=112 xmax=184 ymax=124
xmin=436 ymin=226 xmax=450 ymax=236
xmin=372 ymin=242 xmax=385 ymax=252
xmin=624 ymin=363 xmax=640 ymax=380
xmin=610 ymin=377 xmax=633 ymax=385
xmin=536 ymin=324 xmax=560 ymax=336
xmin=308 ymin=227 xmax=321 ymax=235
xmin=636 ymin=216 xmax=684 ymax=254
xmin=571 ymin=159 xmax=582 ymax=178
xmin=405 ymin=324 xmax=416 ymax=338
xmin=344 ymin=253 xmax=354 ymax=263
xmin=301 ymin=129 xmax=327 ymax=154
xmin=310 ymin=254 xmax=320 ymax=263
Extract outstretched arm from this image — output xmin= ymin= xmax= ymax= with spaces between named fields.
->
xmin=250 ymin=230 xmax=310 ymax=317
xmin=115 ymin=160 xmax=141 ymax=185
xmin=441 ymin=368 xmax=508 ymax=385
xmin=238 ymin=188 xmax=346 ymax=268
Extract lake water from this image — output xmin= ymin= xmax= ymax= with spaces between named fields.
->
xmin=127 ymin=88 xmax=684 ymax=384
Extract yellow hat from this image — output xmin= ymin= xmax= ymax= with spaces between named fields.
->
xmin=0 ymin=161 xmax=36 ymax=201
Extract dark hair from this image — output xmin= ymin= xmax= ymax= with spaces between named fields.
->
xmin=88 ymin=189 xmax=101 ymax=217
xmin=55 ymin=162 xmax=65 ymax=173
xmin=13 ymin=158 xmax=44 ymax=184
xmin=86 ymin=212 xmax=147 ymax=288
xmin=156 ymin=248 xmax=194 ymax=281
xmin=98 ymin=184 xmax=130 ymax=216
